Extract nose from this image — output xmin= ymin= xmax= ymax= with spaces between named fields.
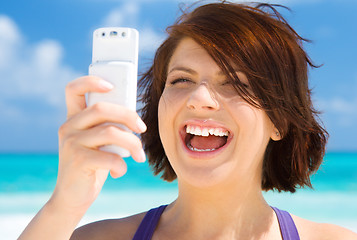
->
xmin=186 ymin=82 xmax=219 ymax=111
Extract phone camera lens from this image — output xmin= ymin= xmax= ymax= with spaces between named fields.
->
xmin=121 ymin=32 xmax=126 ymax=37
xmin=102 ymin=32 xmax=106 ymax=37
xmin=110 ymin=31 xmax=118 ymax=37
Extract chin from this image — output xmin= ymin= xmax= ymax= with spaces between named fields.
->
xmin=170 ymin=154 xmax=239 ymax=189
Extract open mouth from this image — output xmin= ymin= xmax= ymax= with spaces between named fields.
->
xmin=183 ymin=124 xmax=230 ymax=152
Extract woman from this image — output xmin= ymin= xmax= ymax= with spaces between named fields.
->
xmin=20 ymin=2 xmax=357 ymax=240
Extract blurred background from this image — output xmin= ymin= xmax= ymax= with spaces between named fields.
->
xmin=0 ymin=0 xmax=356 ymax=239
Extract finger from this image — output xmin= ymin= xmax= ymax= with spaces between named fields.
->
xmin=81 ymin=147 xmax=128 ymax=178
xmin=67 ymin=102 xmax=147 ymax=133
xmin=65 ymin=76 xmax=114 ymax=119
xmin=74 ymin=124 xmax=146 ymax=163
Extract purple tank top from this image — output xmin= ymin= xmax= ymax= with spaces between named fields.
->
xmin=132 ymin=205 xmax=300 ymax=240
xmin=272 ymin=206 xmax=300 ymax=240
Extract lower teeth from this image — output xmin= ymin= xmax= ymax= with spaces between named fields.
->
xmin=188 ymin=144 xmax=216 ymax=152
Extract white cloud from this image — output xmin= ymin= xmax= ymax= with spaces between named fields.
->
xmin=330 ymin=98 xmax=357 ymax=114
xmin=102 ymin=1 xmax=139 ymax=27
xmin=0 ymin=16 xmax=20 ymax=42
xmin=100 ymin=2 xmax=165 ymax=55
xmin=33 ymin=40 xmax=63 ymax=78
xmin=0 ymin=15 xmax=22 ymax=70
xmin=139 ymin=27 xmax=166 ymax=54
xmin=0 ymin=15 xmax=82 ymax=119
xmin=103 ymin=8 xmax=124 ymax=27
xmin=317 ymin=95 xmax=357 ymax=128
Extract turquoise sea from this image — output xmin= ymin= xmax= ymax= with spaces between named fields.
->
xmin=0 ymin=152 xmax=356 ymax=239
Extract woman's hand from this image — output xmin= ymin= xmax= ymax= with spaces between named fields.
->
xmin=19 ymin=76 xmax=147 ymax=240
xmin=51 ymin=75 xmax=147 ymax=214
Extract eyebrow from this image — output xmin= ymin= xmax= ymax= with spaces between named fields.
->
xmin=168 ymin=66 xmax=233 ymax=77
xmin=168 ymin=66 xmax=197 ymax=75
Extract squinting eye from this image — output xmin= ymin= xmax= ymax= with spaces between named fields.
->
xmin=170 ymin=78 xmax=192 ymax=85
xmin=222 ymin=81 xmax=232 ymax=86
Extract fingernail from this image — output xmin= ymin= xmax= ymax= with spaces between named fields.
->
xmin=99 ymin=80 xmax=114 ymax=90
xmin=136 ymin=117 xmax=147 ymax=132
xmin=138 ymin=149 xmax=146 ymax=162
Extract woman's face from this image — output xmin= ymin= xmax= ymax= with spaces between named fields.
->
xmin=158 ymin=38 xmax=279 ymax=188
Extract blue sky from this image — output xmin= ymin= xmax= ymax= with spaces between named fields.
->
xmin=0 ymin=0 xmax=356 ymax=152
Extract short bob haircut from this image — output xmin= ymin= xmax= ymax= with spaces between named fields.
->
xmin=139 ymin=1 xmax=328 ymax=193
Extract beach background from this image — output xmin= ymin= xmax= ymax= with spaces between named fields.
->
xmin=1 ymin=0 xmax=357 ymax=239
xmin=1 ymin=152 xmax=357 ymax=239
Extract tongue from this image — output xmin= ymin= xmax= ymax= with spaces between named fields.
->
xmin=190 ymin=135 xmax=227 ymax=150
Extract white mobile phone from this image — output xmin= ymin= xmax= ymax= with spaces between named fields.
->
xmin=88 ymin=27 xmax=139 ymax=157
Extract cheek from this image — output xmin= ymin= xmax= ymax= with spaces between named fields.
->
xmin=158 ymin=96 xmax=168 ymax=134
xmin=225 ymin=97 xmax=257 ymax=125
xmin=161 ymin=87 xmax=190 ymax=102
xmin=232 ymin=103 xmax=274 ymax=146
xmin=158 ymin=91 xmax=180 ymax=143
xmin=227 ymin=99 xmax=269 ymax=136
xmin=158 ymin=96 xmax=169 ymax=152
xmin=158 ymin=93 xmax=182 ymax=160
xmin=158 ymin=90 xmax=176 ymax=123
xmin=158 ymin=88 xmax=188 ymax=121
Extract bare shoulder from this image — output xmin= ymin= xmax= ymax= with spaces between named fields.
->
xmin=292 ymin=214 xmax=357 ymax=240
xmin=70 ymin=211 xmax=147 ymax=240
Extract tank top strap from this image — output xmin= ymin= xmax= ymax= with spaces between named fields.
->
xmin=132 ymin=205 xmax=168 ymax=240
xmin=132 ymin=205 xmax=299 ymax=240
xmin=271 ymin=207 xmax=300 ymax=240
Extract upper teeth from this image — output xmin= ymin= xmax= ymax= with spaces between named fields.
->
xmin=186 ymin=125 xmax=229 ymax=137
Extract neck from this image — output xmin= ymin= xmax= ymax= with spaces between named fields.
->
xmin=160 ymin=177 xmax=277 ymax=239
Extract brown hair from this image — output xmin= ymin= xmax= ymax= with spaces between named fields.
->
xmin=139 ymin=1 xmax=328 ymax=193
